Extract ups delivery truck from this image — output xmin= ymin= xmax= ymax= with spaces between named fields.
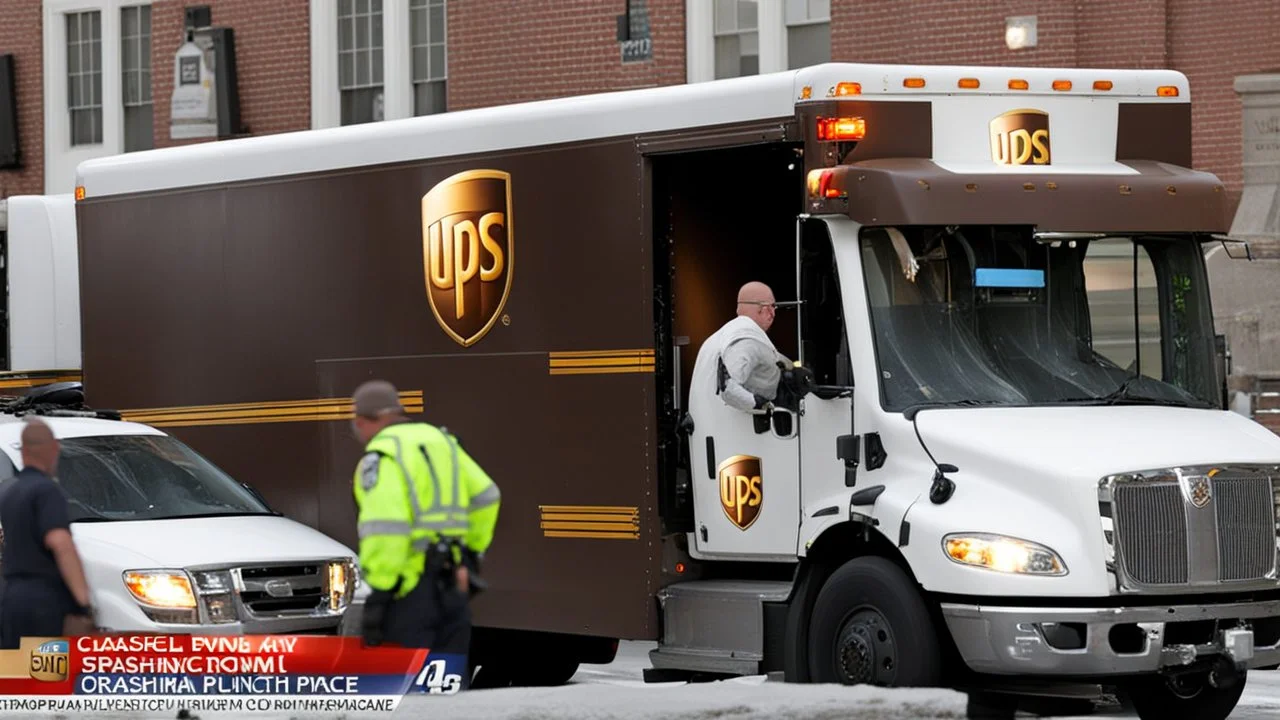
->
xmin=72 ymin=63 xmax=1280 ymax=718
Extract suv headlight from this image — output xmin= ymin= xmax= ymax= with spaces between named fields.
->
xmin=123 ymin=569 xmax=199 ymax=623
xmin=943 ymin=533 xmax=1068 ymax=576
xmin=326 ymin=558 xmax=358 ymax=611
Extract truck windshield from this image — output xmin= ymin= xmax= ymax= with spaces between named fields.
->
xmin=52 ymin=434 xmax=273 ymax=522
xmin=860 ymin=225 xmax=1220 ymax=413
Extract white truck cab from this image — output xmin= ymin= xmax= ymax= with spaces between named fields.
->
xmin=0 ymin=383 xmax=362 ymax=635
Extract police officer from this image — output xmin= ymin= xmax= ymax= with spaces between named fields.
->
xmin=0 ymin=418 xmax=93 ymax=649
xmin=349 ymin=380 xmax=500 ymax=667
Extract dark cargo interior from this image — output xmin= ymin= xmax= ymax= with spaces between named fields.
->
xmin=649 ymin=140 xmax=806 ymax=535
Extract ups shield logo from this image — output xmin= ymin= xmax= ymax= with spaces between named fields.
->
xmin=718 ymin=455 xmax=763 ymax=530
xmin=990 ymin=109 xmax=1051 ymax=166
xmin=421 ymin=169 xmax=514 ymax=347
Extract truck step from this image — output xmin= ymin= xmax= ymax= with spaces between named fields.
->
xmin=649 ymin=579 xmax=792 ymax=677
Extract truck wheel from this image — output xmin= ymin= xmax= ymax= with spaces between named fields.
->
xmin=1124 ymin=670 xmax=1246 ymax=720
xmin=806 ymin=556 xmax=943 ymax=687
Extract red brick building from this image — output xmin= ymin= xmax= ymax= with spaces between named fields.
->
xmin=0 ymin=0 xmax=1276 ymax=213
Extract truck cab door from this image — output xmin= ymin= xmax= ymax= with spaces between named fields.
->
xmin=686 ymin=320 xmax=801 ymax=561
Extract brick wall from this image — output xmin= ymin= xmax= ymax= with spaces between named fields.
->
xmin=151 ymin=0 xmax=310 ymax=149
xmin=832 ymin=0 xmax=1280 ymax=206
xmin=1168 ymin=0 xmax=1280 ymax=198
xmin=448 ymin=0 xmax=686 ymax=111
xmin=0 ymin=0 xmax=44 ymax=197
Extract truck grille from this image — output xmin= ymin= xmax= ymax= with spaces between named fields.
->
xmin=1113 ymin=483 xmax=1188 ymax=584
xmin=1215 ymin=477 xmax=1276 ymax=581
xmin=1108 ymin=470 xmax=1277 ymax=590
xmin=236 ymin=564 xmax=326 ymax=616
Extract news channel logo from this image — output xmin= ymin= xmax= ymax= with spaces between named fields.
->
xmin=29 ymin=639 xmax=69 ymax=682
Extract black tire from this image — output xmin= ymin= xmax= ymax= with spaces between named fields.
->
xmin=1124 ymin=670 xmax=1246 ymax=720
xmin=806 ymin=556 xmax=943 ymax=687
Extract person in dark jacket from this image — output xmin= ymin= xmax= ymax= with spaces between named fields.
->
xmin=0 ymin=418 xmax=92 ymax=648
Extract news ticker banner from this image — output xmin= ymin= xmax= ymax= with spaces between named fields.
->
xmin=0 ymin=634 xmax=468 ymax=715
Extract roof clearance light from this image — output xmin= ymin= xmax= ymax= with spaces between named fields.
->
xmin=958 ymin=78 xmax=980 ymax=89
xmin=75 ymin=186 xmax=86 ymax=201
xmin=1093 ymin=80 xmax=1113 ymax=91
xmin=835 ymin=82 xmax=861 ymax=96
xmin=1157 ymin=85 xmax=1180 ymax=97
xmin=903 ymin=77 xmax=926 ymax=89
xmin=1052 ymin=80 xmax=1072 ymax=91
xmin=1009 ymin=79 xmax=1029 ymax=90
xmin=816 ymin=116 xmax=866 ymax=142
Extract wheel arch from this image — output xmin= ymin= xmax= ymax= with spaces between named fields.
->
xmin=783 ymin=520 xmax=962 ymax=683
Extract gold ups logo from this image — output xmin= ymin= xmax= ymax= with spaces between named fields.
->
xmin=990 ymin=109 xmax=1051 ymax=166
xmin=421 ymin=169 xmax=514 ymax=347
xmin=718 ymin=455 xmax=763 ymax=530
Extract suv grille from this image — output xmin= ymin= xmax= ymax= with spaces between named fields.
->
xmin=236 ymin=564 xmax=325 ymax=616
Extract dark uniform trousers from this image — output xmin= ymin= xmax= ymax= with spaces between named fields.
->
xmin=384 ymin=574 xmax=471 ymax=655
xmin=1 ymin=578 xmax=74 ymax=649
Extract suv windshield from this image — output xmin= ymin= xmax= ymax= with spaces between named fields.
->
xmin=50 ymin=434 xmax=272 ymax=522
xmin=860 ymin=225 xmax=1220 ymax=413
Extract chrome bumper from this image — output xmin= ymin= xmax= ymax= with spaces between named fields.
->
xmin=941 ymin=598 xmax=1280 ymax=676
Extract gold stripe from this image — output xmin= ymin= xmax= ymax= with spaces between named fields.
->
xmin=540 ymin=512 xmax=637 ymax=522
xmin=121 ymin=391 xmax=423 ymax=416
xmin=119 ymin=392 xmax=424 ymax=428
xmin=549 ymin=349 xmax=655 ymax=358
xmin=540 ymin=521 xmax=638 ymax=532
xmin=539 ymin=505 xmax=638 ymax=514
xmin=549 ymin=357 xmax=655 ymax=368
xmin=543 ymin=531 xmax=640 ymax=540
xmin=549 ymin=366 xmax=654 ymax=376
xmin=539 ymin=505 xmax=640 ymax=540
xmin=0 ymin=375 xmax=83 ymax=389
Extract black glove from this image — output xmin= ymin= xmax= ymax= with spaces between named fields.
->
xmin=752 ymin=393 xmax=773 ymax=410
xmin=361 ymin=589 xmax=393 ymax=647
xmin=459 ymin=549 xmax=488 ymax=597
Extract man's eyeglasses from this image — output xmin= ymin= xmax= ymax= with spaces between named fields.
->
xmin=739 ymin=301 xmax=776 ymax=310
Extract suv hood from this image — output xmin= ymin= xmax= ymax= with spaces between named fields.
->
xmin=70 ymin=514 xmax=355 ymax=568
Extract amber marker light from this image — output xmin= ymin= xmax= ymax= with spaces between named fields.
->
xmin=816 ymin=117 xmax=866 ymax=142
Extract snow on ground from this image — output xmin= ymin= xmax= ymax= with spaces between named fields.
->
xmin=29 ymin=641 xmax=1280 ymax=719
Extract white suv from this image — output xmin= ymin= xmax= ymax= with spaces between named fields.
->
xmin=0 ymin=383 xmax=363 ymax=635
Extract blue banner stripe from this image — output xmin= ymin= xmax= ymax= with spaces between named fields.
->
xmin=73 ymin=674 xmax=416 ymax=696
xmin=975 ymin=268 xmax=1045 ymax=288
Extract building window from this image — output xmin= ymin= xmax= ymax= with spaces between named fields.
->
xmin=121 ymin=4 xmax=153 ymax=152
xmin=338 ymin=0 xmax=383 ymax=125
xmin=67 ymin=10 xmax=102 ymax=146
xmin=410 ymin=0 xmax=446 ymax=116
xmin=785 ymin=0 xmax=830 ymax=69
xmin=714 ymin=0 xmax=758 ymax=79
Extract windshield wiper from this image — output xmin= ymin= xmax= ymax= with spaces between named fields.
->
xmin=902 ymin=399 xmax=1011 ymax=420
xmin=70 ymin=516 xmax=117 ymax=523
xmin=1058 ymin=374 xmax=1209 ymax=408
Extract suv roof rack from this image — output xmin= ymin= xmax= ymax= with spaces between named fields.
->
xmin=0 ymin=382 xmax=123 ymax=421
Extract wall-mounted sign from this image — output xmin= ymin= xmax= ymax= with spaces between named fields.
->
xmin=170 ymin=38 xmax=217 ymax=139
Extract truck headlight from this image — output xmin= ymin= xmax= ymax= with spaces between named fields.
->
xmin=327 ymin=559 xmax=357 ymax=611
xmin=123 ymin=569 xmax=199 ymax=623
xmin=943 ymin=533 xmax=1068 ymax=576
